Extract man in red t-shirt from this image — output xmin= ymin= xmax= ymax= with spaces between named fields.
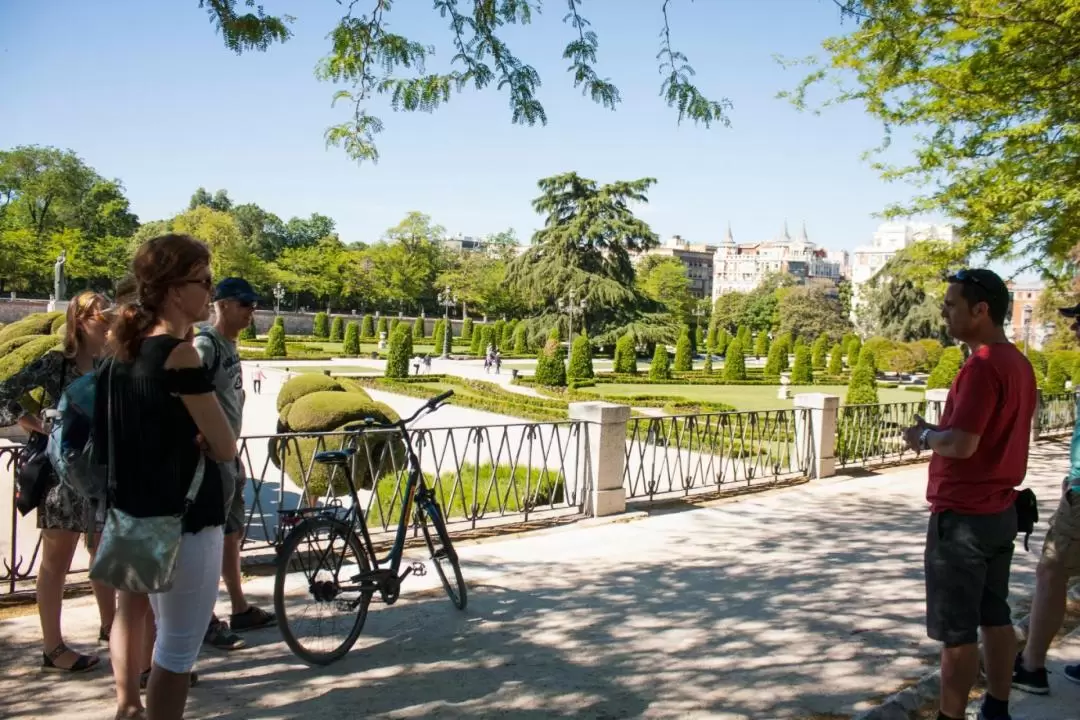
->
xmin=902 ymin=269 xmax=1037 ymax=720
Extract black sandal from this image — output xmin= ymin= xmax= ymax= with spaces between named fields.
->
xmin=42 ymin=642 xmax=100 ymax=673
xmin=139 ymin=668 xmax=198 ymax=689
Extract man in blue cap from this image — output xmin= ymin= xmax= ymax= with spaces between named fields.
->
xmin=194 ymin=278 xmax=276 ymax=651
xmin=1012 ymin=301 xmax=1080 ymax=694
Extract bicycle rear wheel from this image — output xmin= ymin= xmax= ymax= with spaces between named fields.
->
xmin=417 ymin=500 xmax=467 ymax=610
xmin=273 ymin=517 xmax=372 ymax=665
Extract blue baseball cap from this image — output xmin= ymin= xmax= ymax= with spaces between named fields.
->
xmin=214 ymin=277 xmax=258 ymax=304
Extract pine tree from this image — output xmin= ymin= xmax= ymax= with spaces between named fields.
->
xmin=265 ymin=324 xmax=287 ymax=358
xmin=313 ymin=312 xmax=329 ymax=339
xmin=812 ymin=335 xmax=829 ymax=370
xmin=360 ymin=315 xmax=374 ymax=339
xmin=673 ymin=327 xmax=693 ymax=372
xmin=723 ymin=339 xmax=747 ymax=381
xmin=330 ymin=317 xmax=344 ymax=342
xmin=343 ymin=321 xmax=361 ymax=356
xmin=385 ymin=325 xmax=413 ymax=378
xmin=792 ymin=345 xmax=813 ymax=384
xmin=828 ymin=344 xmax=844 ymax=375
xmin=613 ymin=333 xmax=638 ymax=374
xmin=649 ymin=344 xmax=672 ymax=381
xmin=568 ymin=333 xmax=595 ymax=383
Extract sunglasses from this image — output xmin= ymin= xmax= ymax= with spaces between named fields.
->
xmin=182 ymin=277 xmax=214 ymax=290
xmin=946 ymin=269 xmax=983 ymax=286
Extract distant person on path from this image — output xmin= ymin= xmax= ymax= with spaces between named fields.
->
xmin=422 ymin=354 xmax=432 ymax=375
xmin=251 ymin=365 xmax=265 ymax=394
xmin=494 ymin=350 xmax=502 ymax=375
xmin=902 ymin=269 xmax=1037 ymax=720
xmin=193 ymin=278 xmax=276 ymax=654
xmin=0 ymin=292 xmax=116 ymax=673
xmin=1012 ymin=302 xmax=1080 ymax=694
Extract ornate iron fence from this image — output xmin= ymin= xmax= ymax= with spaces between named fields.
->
xmin=622 ymin=409 xmax=812 ymax=504
xmin=237 ymin=420 xmax=589 ymax=551
xmin=836 ymin=401 xmax=927 ymax=468
xmin=1037 ymin=392 xmax=1077 ymax=438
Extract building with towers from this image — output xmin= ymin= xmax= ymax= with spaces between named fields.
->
xmin=711 ymin=221 xmax=846 ymax=300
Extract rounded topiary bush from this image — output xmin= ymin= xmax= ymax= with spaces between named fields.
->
xmin=812 ymin=336 xmax=829 ymax=370
xmin=313 ymin=312 xmax=329 ymax=339
xmin=927 ymin=346 xmax=965 ymax=390
xmin=280 ymin=389 xmax=403 ymax=498
xmin=330 ymin=317 xmax=344 ymax=342
xmin=0 ymin=312 xmax=63 ymax=345
xmin=273 ymin=316 xmax=285 ymax=330
xmin=276 ymin=373 xmax=344 ymax=412
xmin=385 ymin=325 xmax=413 ymax=378
xmin=534 ymin=332 xmax=567 ymax=387
xmin=265 ymin=324 xmax=287 ymax=358
xmin=461 ymin=317 xmax=473 ymax=342
xmin=502 ymin=320 xmax=516 ymax=348
xmin=432 ymin=320 xmax=447 ymax=355
xmin=613 ymin=333 xmax=638 ymax=374
xmin=649 ymin=345 xmax=672 ymax=381
xmin=0 ymin=337 xmax=63 ymax=382
xmin=0 ymin=335 xmax=41 ymax=358
xmin=845 ymin=357 xmax=879 ymax=405
xmin=673 ymin=328 xmax=693 ymax=372
xmin=513 ymin=324 xmax=528 ymax=354
xmin=792 ymin=345 xmax=813 ymax=384
xmin=50 ymin=315 xmax=67 ymax=333
xmin=568 ymin=333 xmax=594 ymax=382
xmin=239 ymin=318 xmax=258 ymax=341
xmin=828 ymin=344 xmax=844 ymax=376
xmin=412 ymin=316 xmax=424 ymax=340
xmin=724 ymin=339 xmax=747 ymax=381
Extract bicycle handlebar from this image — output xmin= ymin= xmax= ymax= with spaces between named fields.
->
xmin=342 ymin=390 xmax=454 ymax=433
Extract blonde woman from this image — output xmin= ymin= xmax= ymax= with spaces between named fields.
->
xmin=0 ymin=291 xmax=117 ymax=672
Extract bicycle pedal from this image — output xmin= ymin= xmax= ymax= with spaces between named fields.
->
xmin=410 ymin=561 xmax=427 ymax=577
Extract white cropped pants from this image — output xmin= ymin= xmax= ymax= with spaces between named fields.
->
xmin=149 ymin=525 xmax=224 ymax=673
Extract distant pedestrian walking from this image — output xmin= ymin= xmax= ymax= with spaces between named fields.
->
xmin=494 ymin=350 xmax=502 ymax=375
xmin=251 ymin=365 xmax=266 ymax=394
xmin=902 ymin=269 xmax=1036 ymax=720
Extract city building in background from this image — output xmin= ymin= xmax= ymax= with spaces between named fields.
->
xmin=1005 ymin=281 xmax=1053 ymax=350
xmin=711 ymin=222 xmax=844 ymax=299
xmin=849 ymin=222 xmax=956 ymax=325
xmin=440 ymin=234 xmax=488 ymax=253
xmin=636 ymin=235 xmax=717 ymax=298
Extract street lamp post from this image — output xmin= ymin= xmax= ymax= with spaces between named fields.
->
xmin=438 ymin=285 xmax=457 ymax=359
xmin=559 ymin=288 xmax=588 ymax=340
xmin=273 ymin=282 xmax=285 ymax=315
xmin=1023 ymin=304 xmax=1033 ymax=355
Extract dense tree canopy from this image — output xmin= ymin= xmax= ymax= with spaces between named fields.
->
xmin=792 ymin=0 xmax=1080 ymax=278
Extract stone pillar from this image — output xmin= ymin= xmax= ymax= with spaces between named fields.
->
xmin=793 ymin=393 xmax=840 ymax=479
xmin=924 ymin=389 xmax=949 ymax=426
xmin=569 ymin=401 xmax=631 ymax=517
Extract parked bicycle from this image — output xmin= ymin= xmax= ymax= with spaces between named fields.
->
xmin=273 ymin=390 xmax=467 ymax=665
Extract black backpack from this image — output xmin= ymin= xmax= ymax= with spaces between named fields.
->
xmin=1015 ymin=488 xmax=1038 ymax=551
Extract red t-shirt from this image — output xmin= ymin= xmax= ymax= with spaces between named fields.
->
xmin=927 ymin=343 xmax=1036 ymax=514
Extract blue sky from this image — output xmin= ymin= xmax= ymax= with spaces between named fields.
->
xmin=3 ymin=0 xmax=938 ymax=255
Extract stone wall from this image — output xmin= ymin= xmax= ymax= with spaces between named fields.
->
xmin=0 ymin=299 xmax=51 ymax=324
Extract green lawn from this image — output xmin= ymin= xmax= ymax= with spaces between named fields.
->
xmin=579 ymin=384 xmax=923 ymax=412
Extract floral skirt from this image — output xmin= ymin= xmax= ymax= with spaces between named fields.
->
xmin=35 ymin=476 xmax=100 ymax=533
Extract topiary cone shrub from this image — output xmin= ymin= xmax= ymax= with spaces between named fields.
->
xmin=673 ymin=327 xmax=693 ymax=372
xmin=360 ymin=315 xmax=374 ymax=339
xmin=927 ymin=347 xmax=964 ymax=390
xmin=649 ymin=344 xmax=672 ymax=381
xmin=313 ymin=312 xmax=329 ymax=339
xmin=265 ymin=324 xmax=287 ymax=358
xmin=330 ymin=317 xmax=344 ymax=342
xmin=385 ymin=325 xmax=413 ymax=379
xmin=512 ymin=324 xmax=528 ymax=354
xmin=567 ymin=333 xmax=594 ymax=384
xmin=534 ymin=330 xmax=567 ymax=387
xmin=812 ymin=336 xmax=829 ymax=370
xmin=461 ymin=317 xmax=473 ymax=342
xmin=613 ymin=333 xmax=638 ymax=374
xmin=724 ymin=339 xmax=747 ymax=381
xmin=412 ymin=316 xmax=425 ymax=340
xmin=828 ymin=344 xmax=844 ymax=376
xmin=845 ymin=356 xmax=879 ymax=405
xmin=343 ymin=321 xmax=361 ymax=356
xmin=792 ymin=345 xmax=813 ymax=384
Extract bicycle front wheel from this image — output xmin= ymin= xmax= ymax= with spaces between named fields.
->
xmin=273 ymin=517 xmax=372 ymax=665
xmin=417 ymin=501 xmax=467 ymax=610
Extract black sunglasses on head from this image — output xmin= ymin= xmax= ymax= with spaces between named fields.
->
xmin=946 ymin=269 xmax=983 ymax=286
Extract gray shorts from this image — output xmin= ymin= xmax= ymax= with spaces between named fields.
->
xmin=925 ymin=505 xmax=1017 ymax=646
xmin=221 ymin=460 xmax=246 ymax=535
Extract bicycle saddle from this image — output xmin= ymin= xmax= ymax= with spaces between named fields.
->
xmin=314 ymin=448 xmax=358 ymax=465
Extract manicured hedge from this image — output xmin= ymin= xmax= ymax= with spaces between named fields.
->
xmin=0 ymin=312 xmax=63 ymax=345
xmin=0 ymin=336 xmax=63 ymax=382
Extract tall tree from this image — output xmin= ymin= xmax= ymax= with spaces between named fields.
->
xmin=506 ymin=172 xmax=673 ymax=345
xmin=635 ymin=256 xmax=694 ymax=322
xmin=776 ymin=286 xmax=851 ymax=342
xmin=790 ymin=0 xmax=1080 ymax=276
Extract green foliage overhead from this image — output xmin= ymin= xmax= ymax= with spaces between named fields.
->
xmin=723 ymin=339 xmax=747 ymax=381
xmin=343 ymin=321 xmax=361 ymax=356
xmin=790 ymin=0 xmax=1079 ymax=271
xmin=385 ymin=325 xmax=413 ymax=379
xmin=927 ymin=347 xmax=965 ymax=390
xmin=265 ymin=324 xmax=287 ymax=358
xmin=200 ymin=2 xmax=731 ymax=164
xmin=792 ymin=345 xmax=813 ymax=384
xmin=312 ymin=312 xmax=329 ymax=339
xmin=649 ymin=344 xmax=672 ymax=381
xmin=673 ymin=327 xmax=693 ymax=372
